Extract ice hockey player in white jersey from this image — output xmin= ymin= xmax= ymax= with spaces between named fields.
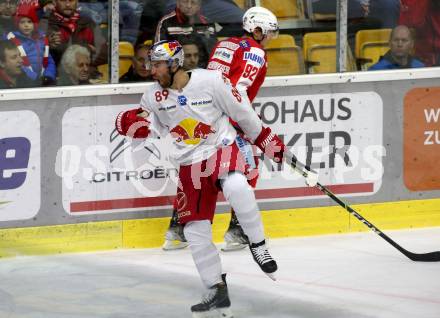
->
xmin=115 ymin=40 xmax=317 ymax=318
xmin=164 ymin=6 xmax=280 ymax=252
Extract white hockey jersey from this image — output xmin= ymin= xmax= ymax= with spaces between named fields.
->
xmin=140 ymin=69 xmax=262 ymax=166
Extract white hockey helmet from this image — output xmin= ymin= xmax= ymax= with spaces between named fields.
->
xmin=242 ymin=6 xmax=279 ymax=36
xmin=149 ymin=40 xmax=184 ymax=68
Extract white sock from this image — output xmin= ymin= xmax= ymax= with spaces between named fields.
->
xmin=184 ymin=220 xmax=222 ymax=288
xmin=221 ymin=172 xmax=265 ymax=244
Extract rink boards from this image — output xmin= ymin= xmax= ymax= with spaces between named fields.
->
xmin=0 ymin=69 xmax=439 ymax=257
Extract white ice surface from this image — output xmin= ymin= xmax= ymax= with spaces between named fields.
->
xmin=1 ymin=227 xmax=439 ymax=318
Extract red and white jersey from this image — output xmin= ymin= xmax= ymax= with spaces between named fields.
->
xmin=207 ymin=37 xmax=267 ymax=102
xmin=139 ymin=69 xmax=262 ymax=165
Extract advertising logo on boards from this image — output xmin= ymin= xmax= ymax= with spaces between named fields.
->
xmin=0 ymin=110 xmax=40 ymax=221
xmin=403 ymin=87 xmax=440 ymax=191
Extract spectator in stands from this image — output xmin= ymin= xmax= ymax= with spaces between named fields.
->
xmin=57 ymin=44 xmax=91 ymax=85
xmin=5 ymin=3 xmax=56 ymax=86
xmin=44 ymin=0 xmax=103 ymax=70
xmin=79 ymin=0 xmax=142 ymax=44
xmin=76 ymin=0 xmax=105 ymax=26
xmin=399 ymin=0 xmax=440 ymax=66
xmin=0 ymin=0 xmax=18 ymax=35
xmin=119 ymin=42 xmax=152 ymax=82
xmin=369 ymin=25 xmax=424 ymax=70
xmin=165 ymin=0 xmax=244 ymax=36
xmin=368 ymin=0 xmax=400 ymax=28
xmin=155 ymin=0 xmax=216 ymax=68
xmin=137 ymin=0 xmax=166 ymax=45
xmin=119 ymin=0 xmax=143 ymax=44
xmin=181 ymin=37 xmax=199 ymax=70
xmin=0 ymin=40 xmax=33 ymax=88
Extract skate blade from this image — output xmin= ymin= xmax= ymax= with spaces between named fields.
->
xmin=192 ymin=307 xmax=234 ymax=318
xmin=221 ymin=242 xmax=247 ymax=252
xmin=162 ymin=240 xmax=189 ymax=251
xmin=265 ymin=272 xmax=277 ymax=281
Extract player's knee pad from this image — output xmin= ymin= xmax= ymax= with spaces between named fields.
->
xmin=221 ymin=172 xmax=251 ymax=201
xmin=221 ymin=172 xmax=256 ymax=212
xmin=221 ymin=172 xmax=263 ymax=243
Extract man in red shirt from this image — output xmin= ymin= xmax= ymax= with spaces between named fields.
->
xmin=45 ymin=0 xmax=103 ymax=71
xmin=163 ymin=7 xmax=279 ymax=251
xmin=399 ymin=0 xmax=440 ymax=66
xmin=154 ymin=0 xmax=217 ymax=68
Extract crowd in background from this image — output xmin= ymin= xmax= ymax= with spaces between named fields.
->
xmin=0 ymin=0 xmax=438 ymax=89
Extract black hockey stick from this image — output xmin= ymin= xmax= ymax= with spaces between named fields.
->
xmin=285 ymin=152 xmax=440 ymax=262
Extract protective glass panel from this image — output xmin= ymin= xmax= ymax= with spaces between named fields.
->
xmin=0 ymin=0 xmax=110 ymax=88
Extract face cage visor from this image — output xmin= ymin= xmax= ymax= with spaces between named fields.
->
xmin=144 ymin=59 xmax=151 ymax=71
xmin=148 ymin=54 xmax=178 ymax=70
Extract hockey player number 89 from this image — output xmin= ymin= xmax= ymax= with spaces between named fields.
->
xmin=155 ymin=89 xmax=169 ymax=102
xmin=231 ymin=87 xmax=242 ymax=102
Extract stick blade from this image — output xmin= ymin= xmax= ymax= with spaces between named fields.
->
xmin=407 ymin=251 xmax=440 ymax=262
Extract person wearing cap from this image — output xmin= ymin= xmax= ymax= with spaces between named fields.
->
xmin=163 ymin=6 xmax=280 ymax=252
xmin=4 ymin=2 xmax=56 ymax=85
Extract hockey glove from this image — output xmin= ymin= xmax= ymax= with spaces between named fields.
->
xmin=115 ymin=108 xmax=150 ymax=138
xmin=254 ymin=126 xmax=285 ymax=163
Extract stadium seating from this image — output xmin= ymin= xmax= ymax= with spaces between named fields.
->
xmin=266 ymin=34 xmax=305 ymax=75
xmin=312 ymin=13 xmax=336 ymax=21
xmin=304 ymin=0 xmax=336 ymax=21
xmin=303 ymin=31 xmax=356 ymax=73
xmin=98 ymin=42 xmax=134 ymax=82
xmin=259 ymin=0 xmax=305 ymax=19
xmin=355 ymin=29 xmax=391 ymax=70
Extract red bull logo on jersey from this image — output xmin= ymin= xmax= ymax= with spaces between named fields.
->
xmin=170 ymin=118 xmax=215 ymax=145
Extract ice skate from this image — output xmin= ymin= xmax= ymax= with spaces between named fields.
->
xmin=221 ymin=214 xmax=249 ymax=252
xmin=162 ymin=224 xmax=189 ymax=251
xmin=191 ymin=274 xmax=234 ymax=318
xmin=249 ymin=239 xmax=278 ymax=281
